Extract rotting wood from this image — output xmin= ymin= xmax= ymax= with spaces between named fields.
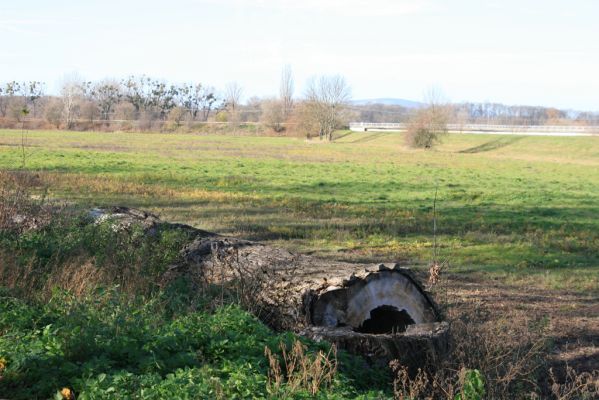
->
xmin=90 ymin=207 xmax=449 ymax=368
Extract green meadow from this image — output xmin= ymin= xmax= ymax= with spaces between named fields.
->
xmin=1 ymin=129 xmax=598 ymax=292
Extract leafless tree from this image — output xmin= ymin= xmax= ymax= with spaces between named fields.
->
xmin=225 ymin=82 xmax=243 ymax=112
xmin=60 ymin=74 xmax=86 ymax=129
xmin=406 ymin=86 xmax=450 ymax=149
xmin=1 ymin=82 xmax=25 ymax=121
xmin=44 ymin=98 xmax=63 ymax=128
xmin=224 ymin=82 xmax=243 ymax=126
xmin=167 ymin=106 xmax=187 ymax=130
xmin=113 ymin=102 xmax=135 ymax=120
xmin=80 ymin=100 xmax=100 ymax=125
xmin=0 ymin=81 xmax=42 ymax=120
xmin=237 ymin=96 xmax=261 ymax=122
xmin=179 ymin=83 xmax=219 ymax=121
xmin=199 ymin=87 xmax=219 ymax=121
xmin=93 ymin=80 xmax=122 ymax=121
xmin=0 ymin=87 xmax=6 ymax=118
xmin=147 ymin=80 xmax=178 ymax=119
xmin=261 ymin=98 xmax=284 ymax=132
xmin=0 ymin=84 xmax=7 ymax=118
xmin=19 ymin=81 xmax=44 ymax=118
xmin=280 ymin=65 xmax=294 ymax=119
xmin=179 ymin=83 xmax=203 ymax=120
xmin=121 ymin=75 xmax=152 ymax=114
xmin=303 ymin=75 xmax=351 ymax=141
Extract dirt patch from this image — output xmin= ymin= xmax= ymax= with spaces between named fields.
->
xmin=443 ymin=275 xmax=599 ymax=374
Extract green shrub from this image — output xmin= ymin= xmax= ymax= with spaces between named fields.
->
xmin=455 ymin=369 xmax=485 ymax=400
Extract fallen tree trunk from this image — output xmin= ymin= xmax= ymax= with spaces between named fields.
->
xmin=92 ymin=207 xmax=449 ymax=368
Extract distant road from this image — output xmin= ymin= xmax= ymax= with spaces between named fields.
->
xmin=349 ymin=122 xmax=599 ymax=137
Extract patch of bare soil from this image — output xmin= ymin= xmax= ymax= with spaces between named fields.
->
xmin=444 ymin=275 xmax=599 ymax=375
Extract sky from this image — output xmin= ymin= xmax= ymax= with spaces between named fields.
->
xmin=1 ymin=0 xmax=598 ymax=110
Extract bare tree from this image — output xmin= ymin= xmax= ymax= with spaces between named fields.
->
xmin=406 ymin=86 xmax=450 ymax=149
xmin=44 ymin=98 xmax=63 ymax=128
xmin=280 ymin=65 xmax=294 ymax=119
xmin=200 ymin=89 xmax=219 ymax=121
xmin=224 ymin=82 xmax=243 ymax=126
xmin=114 ymin=102 xmax=136 ymax=121
xmin=261 ymin=98 xmax=284 ymax=132
xmin=93 ymin=80 xmax=122 ymax=121
xmin=22 ymin=81 xmax=44 ymax=118
xmin=121 ymin=75 xmax=152 ymax=114
xmin=60 ymin=74 xmax=86 ymax=129
xmin=0 ymin=85 xmax=6 ymax=118
xmin=224 ymin=82 xmax=243 ymax=113
xmin=179 ymin=83 xmax=203 ymax=120
xmin=167 ymin=106 xmax=186 ymax=130
xmin=147 ymin=80 xmax=178 ymax=119
xmin=3 ymin=82 xmax=26 ymax=122
xmin=303 ymin=75 xmax=351 ymax=141
xmin=179 ymin=83 xmax=219 ymax=121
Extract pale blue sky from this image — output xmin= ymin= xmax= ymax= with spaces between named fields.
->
xmin=1 ymin=0 xmax=598 ymax=110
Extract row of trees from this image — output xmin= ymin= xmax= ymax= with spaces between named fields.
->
xmin=56 ymin=76 xmax=223 ymax=129
xmin=450 ymin=102 xmax=599 ymax=126
xmin=0 ymin=81 xmax=45 ymax=121
xmin=0 ymin=76 xmax=223 ymax=130
xmin=350 ymin=101 xmax=599 ymax=126
xmin=0 ymin=69 xmax=354 ymax=139
xmin=2 ymin=71 xmax=597 ymax=143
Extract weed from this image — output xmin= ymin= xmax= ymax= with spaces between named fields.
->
xmin=390 ymin=305 xmax=548 ymax=399
xmin=549 ymin=367 xmax=599 ymax=400
xmin=264 ymin=339 xmax=337 ymax=397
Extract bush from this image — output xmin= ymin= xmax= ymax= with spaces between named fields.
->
xmin=405 ymin=106 xmax=449 ymax=149
xmin=260 ymin=98 xmax=285 ymax=133
xmin=165 ymin=106 xmax=187 ymax=131
xmin=44 ymin=98 xmax=64 ymax=128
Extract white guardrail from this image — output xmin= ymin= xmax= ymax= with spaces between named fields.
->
xmin=349 ymin=122 xmax=599 ymax=136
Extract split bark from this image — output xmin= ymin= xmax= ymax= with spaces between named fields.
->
xmin=92 ymin=207 xmax=449 ymax=368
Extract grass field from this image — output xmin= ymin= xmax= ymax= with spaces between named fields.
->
xmin=1 ymin=128 xmax=599 ymax=398
xmin=1 ymin=129 xmax=598 ymax=292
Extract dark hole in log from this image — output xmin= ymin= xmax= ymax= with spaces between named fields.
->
xmin=356 ymin=305 xmax=415 ymax=334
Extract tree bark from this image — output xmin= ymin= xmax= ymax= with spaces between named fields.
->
xmin=93 ymin=207 xmax=449 ymax=368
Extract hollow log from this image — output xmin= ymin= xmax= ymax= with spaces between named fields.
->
xmin=91 ymin=207 xmax=449 ymax=368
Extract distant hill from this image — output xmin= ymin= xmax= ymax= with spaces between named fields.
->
xmin=351 ymin=98 xmax=424 ymax=108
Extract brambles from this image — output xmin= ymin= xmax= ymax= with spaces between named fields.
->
xmin=549 ymin=367 xmax=599 ymax=400
xmin=0 ymin=171 xmax=53 ymax=234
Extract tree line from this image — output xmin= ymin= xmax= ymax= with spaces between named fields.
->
xmin=353 ymin=102 xmax=599 ymax=126
xmin=1 ymin=70 xmax=597 ymax=140
xmin=0 ymin=68 xmax=353 ymax=140
xmin=0 ymin=76 xmax=222 ymax=131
